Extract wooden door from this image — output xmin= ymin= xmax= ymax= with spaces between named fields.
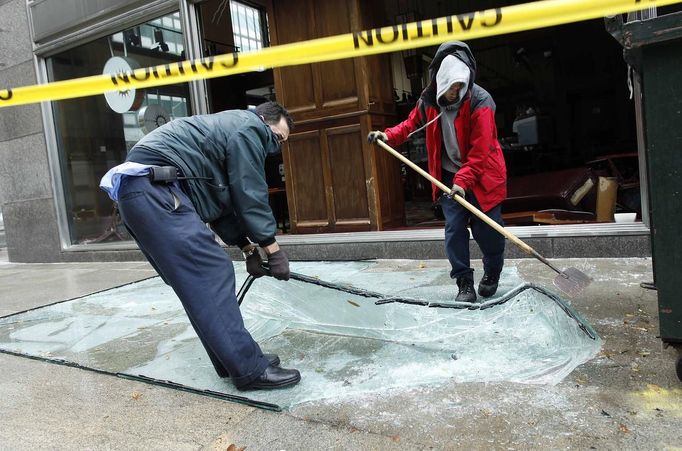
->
xmin=269 ymin=0 xmax=404 ymax=233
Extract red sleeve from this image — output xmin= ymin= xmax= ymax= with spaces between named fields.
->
xmin=384 ymin=102 xmax=424 ymax=147
xmin=454 ymin=106 xmax=496 ymax=191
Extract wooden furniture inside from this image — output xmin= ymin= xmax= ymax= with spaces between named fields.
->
xmin=502 ymin=166 xmax=600 ymax=225
xmin=502 ymin=210 xmax=596 ymax=226
xmin=267 ymin=0 xmax=404 ymax=233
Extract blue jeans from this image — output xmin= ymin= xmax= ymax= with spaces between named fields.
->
xmin=440 ymin=170 xmax=505 ymax=281
xmin=117 ymin=175 xmax=269 ymax=388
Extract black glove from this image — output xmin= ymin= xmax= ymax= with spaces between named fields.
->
xmin=243 ymin=245 xmax=267 ymax=278
xmin=266 ymin=250 xmax=290 ymax=281
xmin=367 ymin=130 xmax=388 ymax=144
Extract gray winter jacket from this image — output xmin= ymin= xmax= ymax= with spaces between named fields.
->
xmin=127 ymin=109 xmax=280 ymax=247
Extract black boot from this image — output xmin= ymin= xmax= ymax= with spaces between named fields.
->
xmin=478 ymin=272 xmax=500 ymax=298
xmin=456 ymin=277 xmax=477 ymax=303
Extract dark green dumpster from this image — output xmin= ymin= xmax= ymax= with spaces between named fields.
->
xmin=607 ymin=11 xmax=682 ymax=382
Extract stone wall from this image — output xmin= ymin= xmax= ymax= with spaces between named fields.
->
xmin=0 ymin=0 xmax=62 ymax=262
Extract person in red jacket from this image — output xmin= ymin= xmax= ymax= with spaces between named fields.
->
xmin=368 ymin=41 xmax=507 ymax=303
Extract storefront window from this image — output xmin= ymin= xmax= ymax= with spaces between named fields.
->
xmin=46 ymin=12 xmax=191 ymax=245
xmin=388 ymin=19 xmax=641 ymax=230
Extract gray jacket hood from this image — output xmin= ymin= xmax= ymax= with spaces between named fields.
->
xmin=421 ymin=41 xmax=477 ymax=108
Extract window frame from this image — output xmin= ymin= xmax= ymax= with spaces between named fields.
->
xmin=229 ymin=0 xmax=269 ymax=53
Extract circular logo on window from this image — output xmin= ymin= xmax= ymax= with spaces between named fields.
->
xmin=102 ymin=56 xmax=144 ymax=113
xmin=138 ymin=104 xmax=171 ymax=134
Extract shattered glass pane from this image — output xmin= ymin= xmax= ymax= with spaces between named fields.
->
xmin=0 ymin=261 xmax=601 ymax=410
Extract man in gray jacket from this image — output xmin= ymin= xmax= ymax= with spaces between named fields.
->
xmin=100 ymin=101 xmax=299 ymax=390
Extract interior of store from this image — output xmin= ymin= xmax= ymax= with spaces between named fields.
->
xmin=393 ymin=17 xmax=642 ymax=229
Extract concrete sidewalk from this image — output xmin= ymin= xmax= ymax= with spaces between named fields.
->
xmin=0 ymin=255 xmax=680 ymax=450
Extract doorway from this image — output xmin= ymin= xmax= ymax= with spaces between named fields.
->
xmin=195 ymin=0 xmax=289 ymax=233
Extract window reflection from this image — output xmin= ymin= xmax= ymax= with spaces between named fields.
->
xmin=47 ymin=12 xmax=191 ymax=245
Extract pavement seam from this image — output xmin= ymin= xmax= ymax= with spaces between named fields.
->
xmin=285 ymin=410 xmax=429 ymax=447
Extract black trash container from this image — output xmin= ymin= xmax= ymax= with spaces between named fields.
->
xmin=607 ymin=11 xmax=682 ymax=381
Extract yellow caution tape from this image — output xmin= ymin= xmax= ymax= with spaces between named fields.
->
xmin=0 ymin=0 xmax=679 ymax=108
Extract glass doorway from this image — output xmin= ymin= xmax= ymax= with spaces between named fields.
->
xmin=196 ymin=0 xmax=274 ymax=112
xmin=195 ymin=0 xmax=289 ymax=233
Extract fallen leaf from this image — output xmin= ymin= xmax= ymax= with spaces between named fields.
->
xmin=226 ymin=445 xmax=246 ymax=451
xmin=600 ymin=409 xmax=611 ymax=417
xmin=131 ymin=392 xmax=142 ymax=400
xmin=391 ymin=435 xmax=401 ymax=443
xmin=418 ymin=262 xmax=426 ymax=269
xmin=618 ymin=423 xmax=630 ymax=433
xmin=347 ymin=300 xmax=360 ymax=307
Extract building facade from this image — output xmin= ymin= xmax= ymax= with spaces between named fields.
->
xmin=0 ymin=0 xmax=658 ymax=263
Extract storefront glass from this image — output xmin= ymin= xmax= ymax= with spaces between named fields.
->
xmin=47 ymin=12 xmax=191 ymax=245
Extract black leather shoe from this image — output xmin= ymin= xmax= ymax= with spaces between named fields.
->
xmin=238 ymin=364 xmax=301 ymax=390
xmin=478 ymin=272 xmax=500 ymax=298
xmin=216 ymin=353 xmax=280 ymax=378
xmin=455 ymin=277 xmax=477 ymax=303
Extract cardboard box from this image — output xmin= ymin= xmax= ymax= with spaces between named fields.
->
xmin=595 ymin=176 xmax=618 ymax=222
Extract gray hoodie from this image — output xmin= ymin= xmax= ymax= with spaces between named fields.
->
xmin=437 ymin=54 xmax=471 ymax=172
